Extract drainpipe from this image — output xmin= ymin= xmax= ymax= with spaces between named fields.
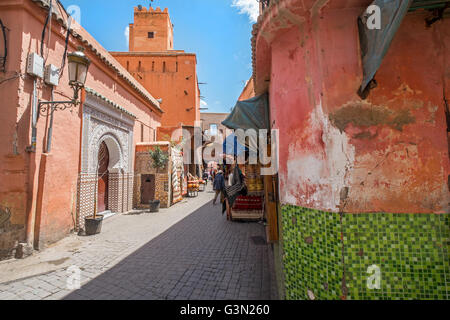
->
xmin=27 ymin=79 xmax=38 ymax=153
xmin=23 ymin=79 xmax=39 ymax=255
xmin=46 ymin=88 xmax=54 ymax=153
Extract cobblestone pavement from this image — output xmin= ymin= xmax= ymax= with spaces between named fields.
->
xmin=0 ymin=186 xmax=277 ymax=300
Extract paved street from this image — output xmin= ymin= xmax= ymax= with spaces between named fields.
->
xmin=0 ymin=186 xmax=277 ymax=300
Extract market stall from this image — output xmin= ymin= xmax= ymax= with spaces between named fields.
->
xmin=171 ymin=147 xmax=184 ymax=205
xmin=229 ymin=164 xmax=264 ymax=221
xmin=222 ymin=93 xmax=278 ymax=237
xmin=187 ymin=173 xmax=199 ymax=197
xmin=198 ymin=179 xmax=206 ymax=192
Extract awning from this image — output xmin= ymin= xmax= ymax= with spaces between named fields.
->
xmin=222 ymin=92 xmax=270 ymax=131
xmin=222 ymin=93 xmax=270 ymax=152
xmin=358 ymin=0 xmax=413 ymax=98
xmin=358 ymin=0 xmax=449 ymax=98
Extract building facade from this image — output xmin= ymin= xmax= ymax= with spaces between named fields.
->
xmin=253 ymin=0 xmax=450 ymax=299
xmin=238 ymin=78 xmax=255 ymax=102
xmin=0 ymin=0 xmax=162 ymax=259
xmin=201 ymin=113 xmax=231 ymax=139
xmin=111 ymin=6 xmax=201 ymax=129
xmin=134 ymin=142 xmax=172 ymax=210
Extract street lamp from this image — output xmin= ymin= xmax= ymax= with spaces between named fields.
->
xmin=67 ymin=47 xmax=90 ymax=100
xmin=39 ymin=46 xmax=91 ymax=116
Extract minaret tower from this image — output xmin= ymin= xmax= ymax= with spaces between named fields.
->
xmin=129 ymin=5 xmax=174 ymax=52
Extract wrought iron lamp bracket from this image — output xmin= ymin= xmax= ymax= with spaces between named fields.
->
xmin=38 ymin=99 xmax=79 ymax=117
xmin=37 ymin=85 xmax=82 ymax=117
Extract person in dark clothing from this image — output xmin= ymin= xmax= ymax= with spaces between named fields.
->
xmin=202 ymin=171 xmax=209 ymax=186
xmin=213 ymin=170 xmax=225 ymax=205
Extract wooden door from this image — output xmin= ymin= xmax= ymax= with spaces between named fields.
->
xmin=141 ymin=174 xmax=155 ymax=204
xmin=263 ymin=140 xmax=279 ymax=242
xmin=97 ymin=142 xmax=110 ymax=213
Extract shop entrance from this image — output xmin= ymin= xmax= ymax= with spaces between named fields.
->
xmin=97 ymin=141 xmax=110 ymax=213
xmin=141 ymin=174 xmax=156 ymax=204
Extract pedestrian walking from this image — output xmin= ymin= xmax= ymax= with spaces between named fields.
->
xmin=228 ymin=170 xmax=233 ymax=186
xmin=203 ymin=171 xmax=209 ymax=186
xmin=213 ymin=170 xmax=225 ymax=205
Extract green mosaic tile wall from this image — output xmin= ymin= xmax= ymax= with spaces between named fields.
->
xmin=282 ymin=205 xmax=449 ymax=300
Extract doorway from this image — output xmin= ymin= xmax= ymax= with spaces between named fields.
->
xmin=97 ymin=141 xmax=110 ymax=213
xmin=141 ymin=174 xmax=156 ymax=204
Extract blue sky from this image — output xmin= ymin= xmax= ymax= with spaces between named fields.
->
xmin=60 ymin=0 xmax=259 ymax=113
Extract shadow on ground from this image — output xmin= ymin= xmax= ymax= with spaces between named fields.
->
xmin=64 ymin=200 xmax=276 ymax=300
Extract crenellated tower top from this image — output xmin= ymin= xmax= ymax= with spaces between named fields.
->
xmin=129 ymin=5 xmax=174 ymax=52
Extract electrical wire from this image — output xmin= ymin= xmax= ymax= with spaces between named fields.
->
xmin=44 ymin=0 xmax=53 ymax=63
xmin=0 ymin=19 xmax=7 ymax=72
xmin=56 ymin=0 xmax=69 ymax=17
xmin=40 ymin=0 xmax=53 ymax=59
xmin=0 ymin=72 xmax=25 ymax=86
xmin=55 ymin=0 xmax=72 ymax=78
xmin=59 ymin=16 xmax=72 ymax=78
xmin=40 ymin=9 xmax=49 ymax=57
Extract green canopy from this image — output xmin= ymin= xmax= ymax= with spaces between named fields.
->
xmin=358 ymin=0 xmax=413 ymax=98
xmin=358 ymin=0 xmax=449 ymax=98
xmin=222 ymin=93 xmax=270 ymax=152
xmin=222 ymin=92 xmax=270 ymax=131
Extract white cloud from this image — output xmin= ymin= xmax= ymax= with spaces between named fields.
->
xmin=201 ymin=100 xmax=208 ymax=108
xmin=124 ymin=26 xmax=130 ymax=46
xmin=232 ymin=0 xmax=259 ymax=23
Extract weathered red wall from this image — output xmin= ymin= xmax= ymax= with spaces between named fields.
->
xmin=238 ymin=78 xmax=255 ymax=101
xmin=157 ymin=125 xmax=183 ymax=143
xmin=255 ymin=0 xmax=449 ymax=213
xmin=111 ymin=52 xmax=200 ymax=128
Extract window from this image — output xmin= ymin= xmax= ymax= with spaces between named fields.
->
xmin=148 ymin=32 xmax=154 ymax=38
xmin=152 ymin=61 xmax=155 ymax=72
xmin=138 ymin=61 xmax=141 ymax=72
xmin=176 ymin=61 xmax=178 ymax=72
xmin=163 ymin=61 xmax=166 ymax=72
xmin=126 ymin=61 xmax=129 ymax=71
xmin=210 ymin=124 xmax=218 ymax=136
xmin=141 ymin=123 xmax=144 ymax=142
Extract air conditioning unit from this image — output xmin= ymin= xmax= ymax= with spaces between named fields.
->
xmin=44 ymin=64 xmax=60 ymax=86
xmin=26 ymin=53 xmax=44 ymax=78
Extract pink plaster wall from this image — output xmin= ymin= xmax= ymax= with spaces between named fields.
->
xmin=256 ymin=0 xmax=449 ymax=213
xmin=0 ymin=0 xmax=162 ymax=251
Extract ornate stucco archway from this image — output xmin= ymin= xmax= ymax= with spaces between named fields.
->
xmin=90 ymin=132 xmax=124 ymax=173
xmin=76 ymin=90 xmax=135 ymax=230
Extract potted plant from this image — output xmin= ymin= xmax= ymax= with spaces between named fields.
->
xmin=85 ymin=152 xmax=106 ymax=236
xmin=148 ymin=146 xmax=169 ymax=212
xmin=84 ymin=195 xmax=104 ymax=235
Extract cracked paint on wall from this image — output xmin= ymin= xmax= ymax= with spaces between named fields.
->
xmin=257 ymin=0 xmax=449 ymax=214
xmin=285 ymin=102 xmax=355 ymax=211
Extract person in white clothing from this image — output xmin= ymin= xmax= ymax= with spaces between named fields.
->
xmin=228 ymin=171 xmax=233 ymax=186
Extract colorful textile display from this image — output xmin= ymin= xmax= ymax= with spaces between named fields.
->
xmin=171 ymin=147 xmax=184 ymax=204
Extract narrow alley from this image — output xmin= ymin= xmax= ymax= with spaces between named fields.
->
xmin=0 ymin=0 xmax=449 ymax=304
xmin=0 ymin=186 xmax=276 ymax=300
